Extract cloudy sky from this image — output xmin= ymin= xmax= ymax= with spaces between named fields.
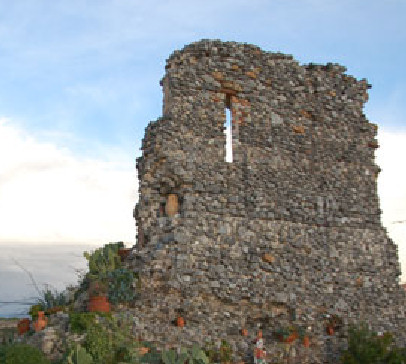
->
xmin=0 ymin=0 xmax=405 ymax=277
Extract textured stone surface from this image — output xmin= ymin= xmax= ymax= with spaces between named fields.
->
xmin=21 ymin=313 xmax=70 ymax=362
xmin=130 ymin=39 xmax=406 ymax=363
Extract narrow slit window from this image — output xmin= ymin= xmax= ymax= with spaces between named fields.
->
xmin=225 ymin=106 xmax=233 ymax=163
xmin=158 ymin=201 xmax=166 ymax=217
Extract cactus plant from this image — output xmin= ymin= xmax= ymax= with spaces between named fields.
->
xmin=161 ymin=348 xmax=188 ymax=364
xmin=107 ymin=268 xmax=138 ymax=305
xmin=162 ymin=345 xmax=209 ymax=364
xmin=65 ymin=344 xmax=93 ymax=364
xmin=190 ymin=345 xmax=210 ymax=364
xmin=84 ymin=242 xmax=123 ymax=278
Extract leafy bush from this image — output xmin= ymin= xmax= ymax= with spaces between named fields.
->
xmin=69 ymin=312 xmax=97 ymax=334
xmin=108 ymin=314 xmax=158 ymax=364
xmin=1 ymin=343 xmax=50 ymax=364
xmin=341 ymin=323 xmax=406 ymax=364
xmin=204 ymin=341 xmax=232 ymax=363
xmin=80 ymin=313 xmax=142 ymax=364
xmin=84 ymin=323 xmax=114 ymax=364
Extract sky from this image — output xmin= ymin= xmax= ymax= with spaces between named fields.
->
xmin=0 ymin=1 xmax=405 ymax=277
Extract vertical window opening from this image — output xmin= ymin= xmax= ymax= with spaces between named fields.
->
xmin=158 ymin=201 xmax=166 ymax=217
xmin=224 ymin=95 xmax=233 ymax=163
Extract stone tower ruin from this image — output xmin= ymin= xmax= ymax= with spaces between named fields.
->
xmin=131 ymin=40 xmax=406 ymax=362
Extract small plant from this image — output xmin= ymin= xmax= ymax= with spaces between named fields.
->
xmin=29 ymin=303 xmax=44 ymax=320
xmin=275 ymin=326 xmax=298 ymax=341
xmin=275 ymin=327 xmax=290 ymax=340
xmin=327 ymin=314 xmax=343 ymax=330
xmin=296 ymin=325 xmax=306 ymax=339
xmin=204 ymin=341 xmax=219 ymax=363
xmin=139 ymin=342 xmax=161 ymax=364
xmin=219 ymin=340 xmax=232 ymax=363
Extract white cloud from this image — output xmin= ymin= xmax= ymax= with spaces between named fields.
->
xmin=377 ymin=129 xmax=406 ymax=281
xmin=0 ymin=118 xmax=138 ymax=245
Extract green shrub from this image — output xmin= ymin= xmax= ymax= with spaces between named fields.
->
xmin=84 ymin=323 xmax=114 ymax=363
xmin=69 ymin=312 xmax=97 ymax=334
xmin=1 ymin=343 xmax=50 ymax=364
xmin=341 ymin=323 xmax=406 ymax=364
xmin=69 ymin=313 xmax=138 ymax=364
xmin=108 ymin=314 xmax=149 ymax=364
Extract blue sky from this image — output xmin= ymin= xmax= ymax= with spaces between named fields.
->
xmin=0 ymin=1 xmax=405 ymax=276
xmin=1 ymin=0 xmax=405 ymax=151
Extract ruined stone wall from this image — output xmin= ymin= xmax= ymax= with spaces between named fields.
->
xmin=131 ymin=40 xmax=406 ymax=363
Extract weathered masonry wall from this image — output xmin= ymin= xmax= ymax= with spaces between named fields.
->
xmin=131 ymin=40 xmax=406 ymax=363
